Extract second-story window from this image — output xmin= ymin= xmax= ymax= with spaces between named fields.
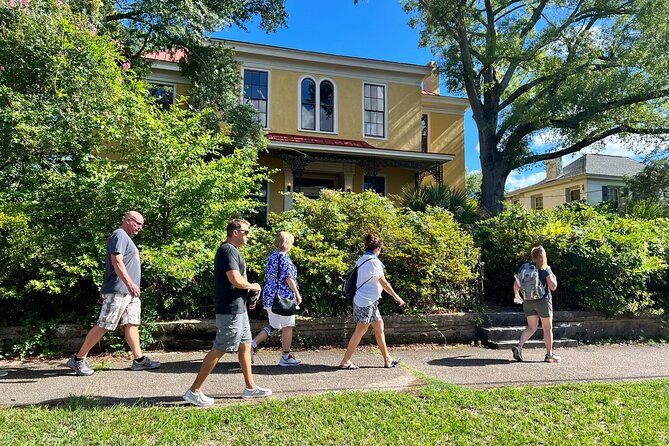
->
xmin=243 ymin=69 xmax=269 ymax=128
xmin=300 ymin=78 xmax=316 ymax=130
xmin=421 ymin=114 xmax=428 ymax=152
xmin=320 ymin=80 xmax=334 ymax=132
xmin=148 ymin=83 xmax=175 ymax=110
xmin=364 ymin=83 xmax=386 ymax=138
xmin=299 ymin=77 xmax=336 ymax=133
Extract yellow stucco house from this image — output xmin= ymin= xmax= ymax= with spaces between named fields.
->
xmin=505 ymin=154 xmax=644 ymax=210
xmin=146 ymin=40 xmax=470 ymax=219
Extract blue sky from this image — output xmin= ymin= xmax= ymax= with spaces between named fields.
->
xmin=216 ymin=0 xmax=645 ymax=192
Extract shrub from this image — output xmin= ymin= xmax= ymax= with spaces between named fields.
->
xmin=475 ymin=202 xmax=669 ymax=315
xmin=245 ymin=190 xmax=480 ymax=317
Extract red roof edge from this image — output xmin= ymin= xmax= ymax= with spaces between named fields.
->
xmin=144 ymin=50 xmax=187 ymax=63
xmin=266 ymin=133 xmax=376 ymax=149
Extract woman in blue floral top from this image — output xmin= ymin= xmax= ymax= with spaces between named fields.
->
xmin=251 ymin=231 xmax=303 ymax=367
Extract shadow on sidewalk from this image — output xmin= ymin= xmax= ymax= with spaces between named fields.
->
xmin=427 ymin=355 xmax=512 ymax=367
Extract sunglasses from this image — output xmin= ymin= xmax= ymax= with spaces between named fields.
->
xmin=236 ymin=229 xmax=250 ymax=235
xmin=130 ymin=217 xmax=144 ymax=227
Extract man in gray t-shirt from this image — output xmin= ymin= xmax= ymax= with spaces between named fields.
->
xmin=66 ymin=211 xmax=160 ymax=376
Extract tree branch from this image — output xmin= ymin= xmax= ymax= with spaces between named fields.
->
xmin=105 ymin=11 xmax=142 ymax=22
xmin=523 ymin=125 xmax=669 ymax=165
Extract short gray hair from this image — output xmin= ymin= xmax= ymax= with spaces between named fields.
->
xmin=274 ymin=231 xmax=295 ymax=251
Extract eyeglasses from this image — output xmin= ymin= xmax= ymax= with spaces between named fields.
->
xmin=236 ymin=229 xmax=250 ymax=235
xmin=130 ymin=217 xmax=144 ymax=227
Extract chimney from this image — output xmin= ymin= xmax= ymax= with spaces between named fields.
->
xmin=423 ymin=62 xmax=440 ymax=95
xmin=546 ymin=158 xmax=563 ymax=180
xmin=546 ymin=157 xmax=562 ymax=180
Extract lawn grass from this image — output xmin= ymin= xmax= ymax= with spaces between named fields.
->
xmin=1 ymin=379 xmax=668 ymax=445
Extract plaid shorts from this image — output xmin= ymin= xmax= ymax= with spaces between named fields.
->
xmin=97 ymin=293 xmax=141 ymax=330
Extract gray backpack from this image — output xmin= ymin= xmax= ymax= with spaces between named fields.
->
xmin=517 ymin=263 xmax=547 ymax=301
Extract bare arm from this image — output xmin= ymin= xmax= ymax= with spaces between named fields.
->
xmin=111 ymin=254 xmax=140 ymax=298
xmin=379 ymin=275 xmax=405 ymax=307
xmin=513 ymin=278 xmax=520 ymax=299
xmin=546 ymin=271 xmax=558 ymax=291
xmin=286 ymin=277 xmax=302 ymax=305
xmin=226 ymin=270 xmax=261 ymax=292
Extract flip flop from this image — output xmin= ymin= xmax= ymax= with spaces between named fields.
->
xmin=338 ymin=363 xmax=359 ymax=370
xmin=384 ymin=358 xmax=400 ymax=368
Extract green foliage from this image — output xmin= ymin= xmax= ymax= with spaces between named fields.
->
xmin=0 ymin=1 xmax=266 ymax=328
xmin=245 ymin=190 xmax=480 ymax=316
xmin=398 ymin=182 xmax=480 ymax=224
xmin=475 ymin=202 xmax=669 ymax=315
xmin=465 ymin=171 xmax=482 ymax=202
xmin=95 ymin=0 xmax=287 ymax=150
xmin=624 ymin=159 xmax=669 ymax=217
xmin=402 ymin=0 xmax=669 ymax=215
xmin=0 ymin=319 xmax=61 ymax=359
xmin=625 ymin=200 xmax=669 ymax=219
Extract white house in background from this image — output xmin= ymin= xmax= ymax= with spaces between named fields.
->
xmin=505 ymin=154 xmax=644 ymax=210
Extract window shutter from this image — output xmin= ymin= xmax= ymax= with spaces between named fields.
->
xmin=565 ymin=188 xmax=570 ymax=203
xmin=602 ymin=186 xmax=608 ymax=202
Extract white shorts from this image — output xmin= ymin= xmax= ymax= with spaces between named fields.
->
xmin=265 ymin=307 xmax=296 ymax=330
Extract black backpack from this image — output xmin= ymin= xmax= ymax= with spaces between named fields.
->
xmin=342 ymin=258 xmax=373 ymax=300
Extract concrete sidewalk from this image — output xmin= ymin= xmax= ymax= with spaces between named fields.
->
xmin=1 ymin=344 xmax=667 ymax=407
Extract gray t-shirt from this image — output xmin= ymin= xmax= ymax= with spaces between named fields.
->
xmin=100 ymin=228 xmax=141 ymax=294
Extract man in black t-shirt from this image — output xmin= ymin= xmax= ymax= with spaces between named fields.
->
xmin=183 ymin=219 xmax=272 ymax=407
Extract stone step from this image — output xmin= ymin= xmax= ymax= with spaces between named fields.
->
xmin=482 ymin=312 xmax=529 ymax=327
xmin=480 ymin=323 xmax=587 ymax=342
xmin=487 ymin=338 xmax=580 ymax=349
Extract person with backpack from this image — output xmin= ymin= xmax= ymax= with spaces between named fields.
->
xmin=512 ymin=246 xmax=560 ymax=363
xmin=250 ymin=231 xmax=303 ymax=367
xmin=339 ymin=234 xmax=405 ymax=370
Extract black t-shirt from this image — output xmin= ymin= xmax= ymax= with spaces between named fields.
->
xmin=214 ymin=242 xmax=247 ymax=314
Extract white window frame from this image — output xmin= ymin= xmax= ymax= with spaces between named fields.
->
xmin=297 ymin=75 xmax=338 ymax=134
xmin=362 ymin=82 xmax=388 ymax=140
xmin=532 ymin=194 xmax=543 ymax=210
xmin=241 ymin=67 xmax=271 ymax=130
xmin=608 ymin=186 xmax=620 ymax=208
xmin=568 ymin=187 xmax=581 ymax=202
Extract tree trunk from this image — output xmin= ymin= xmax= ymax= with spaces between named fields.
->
xmin=480 ymin=164 xmax=509 ymax=217
xmin=478 ymin=131 xmax=509 ymax=217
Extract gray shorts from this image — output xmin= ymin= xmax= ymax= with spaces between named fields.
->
xmin=97 ymin=293 xmax=141 ymax=330
xmin=213 ymin=313 xmax=252 ymax=353
xmin=352 ymin=300 xmax=382 ymax=324
xmin=523 ymin=298 xmax=553 ymax=318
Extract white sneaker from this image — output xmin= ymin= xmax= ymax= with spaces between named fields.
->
xmin=183 ymin=389 xmax=214 ymax=407
xmin=241 ymin=386 xmax=272 ymax=399
xmin=278 ymin=354 xmax=301 ymax=367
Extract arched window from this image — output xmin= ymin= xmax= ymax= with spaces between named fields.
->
xmin=299 ymin=77 xmax=337 ymax=133
xmin=319 ymin=80 xmax=334 ymax=132
xmin=300 ymin=78 xmax=316 ymax=131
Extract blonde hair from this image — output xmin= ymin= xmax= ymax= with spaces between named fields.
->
xmin=531 ymin=246 xmax=548 ymax=270
xmin=274 ymin=231 xmax=295 ymax=252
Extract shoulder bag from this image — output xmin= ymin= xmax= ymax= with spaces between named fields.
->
xmin=271 ymin=254 xmax=299 ymax=316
